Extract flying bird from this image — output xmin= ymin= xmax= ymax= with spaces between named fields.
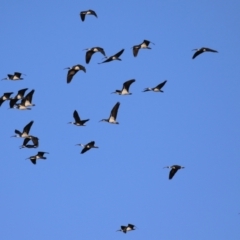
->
xmin=65 ymin=64 xmax=86 ymax=83
xmin=112 ymin=79 xmax=135 ymax=95
xmin=80 ymin=10 xmax=97 ymax=21
xmin=12 ymin=121 xmax=34 ymax=138
xmin=117 ymin=224 xmax=136 ymax=233
xmin=132 ymin=40 xmax=154 ymax=57
xmin=192 ymin=47 xmax=218 ymax=59
xmin=98 ymin=49 xmax=124 ymax=64
xmin=26 ymin=151 xmax=49 ymax=165
xmin=100 ymin=102 xmax=120 ymax=124
xmin=20 ymin=136 xmax=39 ymax=149
xmin=163 ymin=165 xmax=185 ymax=179
xmin=84 ymin=47 xmax=106 ymax=64
xmin=2 ymin=72 xmax=25 ymax=81
xmin=10 ymin=98 xmax=31 ymax=110
xmin=76 ymin=141 xmax=98 ymax=154
xmin=68 ymin=110 xmax=89 ymax=126
xmin=0 ymin=92 xmax=13 ymax=106
xmin=143 ymin=80 xmax=167 ymax=92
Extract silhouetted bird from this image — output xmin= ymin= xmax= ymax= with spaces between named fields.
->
xmin=192 ymin=47 xmax=218 ymax=59
xmin=132 ymin=40 xmax=154 ymax=57
xmin=100 ymin=102 xmax=120 ymax=124
xmin=76 ymin=141 xmax=98 ymax=154
xmin=65 ymin=64 xmax=86 ymax=83
xmin=98 ymin=49 xmax=124 ymax=64
xmin=117 ymin=224 xmax=136 ymax=233
xmin=163 ymin=165 xmax=185 ymax=179
xmin=84 ymin=47 xmax=106 ymax=64
xmin=12 ymin=121 xmax=34 ymax=138
xmin=0 ymin=92 xmax=13 ymax=106
xmin=2 ymin=72 xmax=25 ymax=81
xmin=112 ymin=79 xmax=135 ymax=95
xmin=68 ymin=110 xmax=89 ymax=126
xmin=22 ymin=90 xmax=35 ymax=107
xmin=80 ymin=10 xmax=97 ymax=21
xmin=143 ymin=80 xmax=167 ymax=92
xmin=26 ymin=151 xmax=49 ymax=165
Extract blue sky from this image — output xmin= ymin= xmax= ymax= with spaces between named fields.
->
xmin=1 ymin=0 xmax=240 ymax=239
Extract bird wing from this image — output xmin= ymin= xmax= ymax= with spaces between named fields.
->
xmin=17 ymin=88 xmax=28 ymax=98
xmin=80 ymin=12 xmax=85 ymax=21
xmin=169 ymin=168 xmax=178 ymax=179
xmin=14 ymin=72 xmax=22 ymax=78
xmin=81 ymin=147 xmax=90 ymax=154
xmin=9 ymin=98 xmax=18 ymax=108
xmin=143 ymin=40 xmax=151 ymax=46
xmin=90 ymin=10 xmax=98 ymax=18
xmin=23 ymin=121 xmax=34 ymax=134
xmin=86 ymin=50 xmax=94 ymax=64
xmin=98 ymin=57 xmax=112 ymax=64
xmin=155 ymin=80 xmax=167 ymax=90
xmin=123 ymin=79 xmax=135 ymax=91
xmin=128 ymin=224 xmax=135 ymax=228
xmin=205 ymin=48 xmax=218 ymax=53
xmin=98 ymin=47 xmax=106 ymax=56
xmin=110 ymin=102 xmax=120 ymax=119
xmin=133 ymin=46 xmax=140 ymax=57
xmin=22 ymin=138 xmax=31 ymax=146
xmin=24 ymin=90 xmax=34 ymax=103
xmin=73 ymin=110 xmax=81 ymax=122
xmin=30 ymin=159 xmax=36 ymax=164
xmin=115 ymin=49 xmax=124 ymax=58
xmin=38 ymin=151 xmax=47 ymax=157
xmin=79 ymin=65 xmax=86 ymax=73
xmin=31 ymin=137 xmax=39 ymax=146
xmin=67 ymin=69 xmax=77 ymax=83
xmin=0 ymin=98 xmax=4 ymax=106
xmin=192 ymin=50 xmax=202 ymax=59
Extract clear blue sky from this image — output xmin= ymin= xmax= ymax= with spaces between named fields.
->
xmin=1 ymin=1 xmax=240 ymax=239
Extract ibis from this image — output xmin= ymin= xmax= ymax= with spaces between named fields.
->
xmin=100 ymin=102 xmax=120 ymax=124
xmin=65 ymin=64 xmax=86 ymax=83
xmin=2 ymin=72 xmax=25 ymax=81
xmin=132 ymin=40 xmax=154 ymax=57
xmin=143 ymin=80 xmax=167 ymax=92
xmin=76 ymin=141 xmax=98 ymax=154
xmin=112 ymin=79 xmax=135 ymax=95
xmin=117 ymin=224 xmax=136 ymax=233
xmin=98 ymin=49 xmax=124 ymax=64
xmin=0 ymin=92 xmax=13 ymax=106
xmin=68 ymin=110 xmax=89 ymax=126
xmin=84 ymin=47 xmax=106 ymax=64
xmin=163 ymin=165 xmax=185 ymax=179
xmin=22 ymin=89 xmax=35 ymax=107
xmin=12 ymin=121 xmax=34 ymax=138
xmin=80 ymin=10 xmax=97 ymax=22
xmin=26 ymin=151 xmax=49 ymax=165
xmin=192 ymin=47 xmax=218 ymax=59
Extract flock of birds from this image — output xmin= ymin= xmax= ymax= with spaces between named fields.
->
xmin=1 ymin=8 xmax=220 ymax=233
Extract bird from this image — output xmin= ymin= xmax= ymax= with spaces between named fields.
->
xmin=117 ymin=224 xmax=136 ymax=233
xmin=65 ymin=64 xmax=86 ymax=83
xmin=192 ymin=47 xmax=218 ymax=59
xmin=13 ymin=88 xmax=29 ymax=100
xmin=132 ymin=40 xmax=155 ymax=57
xmin=112 ymin=79 xmax=135 ymax=95
xmin=76 ymin=141 xmax=98 ymax=154
xmin=2 ymin=72 xmax=25 ymax=81
xmin=98 ymin=49 xmax=124 ymax=64
xmin=143 ymin=80 xmax=167 ymax=92
xmin=12 ymin=121 xmax=34 ymax=138
xmin=20 ymin=136 xmax=39 ymax=149
xmin=21 ymin=89 xmax=35 ymax=107
xmin=68 ymin=110 xmax=89 ymax=126
xmin=0 ymin=92 xmax=13 ymax=106
xmin=100 ymin=102 xmax=120 ymax=124
xmin=10 ymin=98 xmax=31 ymax=110
xmin=80 ymin=10 xmax=97 ymax=22
xmin=163 ymin=165 xmax=185 ymax=179
xmin=26 ymin=151 xmax=49 ymax=165
xmin=84 ymin=47 xmax=106 ymax=64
